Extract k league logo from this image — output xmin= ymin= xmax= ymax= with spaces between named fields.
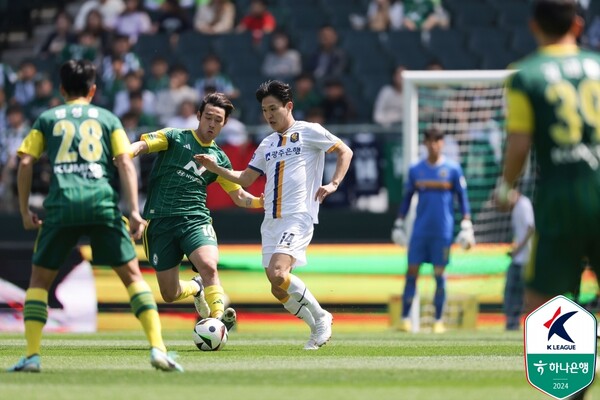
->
xmin=525 ymin=295 xmax=597 ymax=399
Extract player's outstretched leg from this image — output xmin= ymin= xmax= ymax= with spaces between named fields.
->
xmin=7 ymin=354 xmax=41 ymax=372
xmin=191 ymin=275 xmax=210 ymax=318
xmin=150 ymin=348 xmax=184 ymax=372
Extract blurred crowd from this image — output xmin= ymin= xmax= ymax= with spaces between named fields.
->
xmin=0 ymin=0 xmax=597 ymax=212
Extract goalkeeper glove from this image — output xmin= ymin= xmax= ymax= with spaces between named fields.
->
xmin=391 ymin=218 xmax=408 ymax=247
xmin=455 ymin=219 xmax=475 ymax=250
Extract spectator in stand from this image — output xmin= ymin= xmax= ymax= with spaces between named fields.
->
xmin=145 ymin=56 xmax=170 ymax=93
xmin=0 ymin=104 xmax=30 ymax=208
xmin=100 ymin=34 xmax=143 ymax=85
xmin=0 ymin=63 xmax=17 ymax=99
xmin=155 ymin=64 xmax=199 ymax=124
xmin=306 ymin=25 xmax=348 ymax=83
xmin=167 ymin=99 xmax=199 ymax=129
xmin=127 ymin=90 xmax=159 ymax=128
xmin=98 ymin=56 xmax=127 ymax=109
xmin=0 ymin=88 xmax=7 ymax=133
xmin=292 ymin=73 xmax=322 ymax=121
xmin=25 ymin=77 xmax=60 ymax=122
xmin=153 ymin=0 xmax=192 ymax=35
xmin=194 ymin=54 xmax=239 ymax=99
xmin=261 ymin=30 xmax=302 ymax=81
xmin=235 ymin=0 xmax=276 ymax=43
xmin=402 ymin=0 xmax=449 ymax=31
xmin=60 ymin=30 xmax=99 ymax=64
xmin=74 ymin=0 xmax=125 ymax=32
xmin=113 ymin=71 xmax=155 ymax=117
xmin=114 ymin=0 xmax=153 ymax=44
xmin=367 ymin=0 xmax=405 ymax=31
xmin=373 ymin=65 xmax=406 ymax=127
xmin=38 ymin=11 xmax=76 ymax=61
xmin=13 ymin=60 xmax=39 ymax=107
xmin=80 ymin=9 xmax=112 ymax=55
xmin=305 ymin=107 xmax=326 ymax=124
xmin=320 ymin=78 xmax=357 ymax=124
xmin=194 ymin=0 xmax=235 ymax=35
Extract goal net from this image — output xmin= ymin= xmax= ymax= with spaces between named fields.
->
xmin=402 ymin=70 xmax=535 ymax=243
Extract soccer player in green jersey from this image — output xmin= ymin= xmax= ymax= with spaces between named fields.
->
xmin=130 ymin=92 xmax=263 ymax=330
xmin=495 ymin=0 xmax=600 ymax=313
xmin=9 ymin=60 xmax=182 ymax=372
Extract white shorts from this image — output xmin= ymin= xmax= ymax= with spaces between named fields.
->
xmin=260 ymin=213 xmax=314 ymax=268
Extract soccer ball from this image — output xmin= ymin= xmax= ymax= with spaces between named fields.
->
xmin=192 ymin=318 xmax=228 ymax=351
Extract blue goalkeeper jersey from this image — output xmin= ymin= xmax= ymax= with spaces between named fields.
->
xmin=399 ymin=157 xmax=470 ymax=240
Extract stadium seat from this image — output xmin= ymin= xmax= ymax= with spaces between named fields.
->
xmin=176 ymin=32 xmax=215 ymax=59
xmin=427 ymin=29 xmax=466 ymax=56
xmin=510 ymin=27 xmax=537 ymax=58
xmin=436 ymin=50 xmax=480 ymax=70
xmin=381 ymin=30 xmax=426 ymax=55
xmin=285 ymin=4 xmax=331 ymax=30
xmin=497 ymin=3 xmax=531 ymax=29
xmin=134 ymin=33 xmax=175 ymax=68
xmin=391 ymin=48 xmax=433 ymax=71
xmin=453 ymin=3 xmax=497 ymax=28
xmin=480 ymin=51 xmax=518 ymax=70
xmin=467 ymin=28 xmax=511 ymax=59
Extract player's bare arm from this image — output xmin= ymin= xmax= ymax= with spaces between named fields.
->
xmin=228 ymin=189 xmax=265 ymax=209
xmin=130 ymin=140 xmax=149 ymax=157
xmin=315 ymin=141 xmax=353 ymax=203
xmin=114 ymin=153 xmax=146 ymax=240
xmin=16 ymin=153 xmax=42 ymax=230
xmin=495 ymin=133 xmax=531 ymax=211
xmin=194 ymin=154 xmax=261 ymax=187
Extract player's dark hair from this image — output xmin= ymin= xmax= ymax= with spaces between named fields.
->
xmin=59 ymin=59 xmax=96 ymax=97
xmin=532 ymin=0 xmax=577 ymax=37
xmin=255 ymin=80 xmax=293 ymax=105
xmin=199 ymin=92 xmax=235 ymax=118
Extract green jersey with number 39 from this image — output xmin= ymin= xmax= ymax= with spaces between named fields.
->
xmin=17 ymin=100 xmax=131 ymax=226
xmin=506 ymin=45 xmax=600 ymax=235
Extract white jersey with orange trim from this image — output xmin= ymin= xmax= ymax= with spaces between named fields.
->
xmin=248 ymin=120 xmax=341 ymax=223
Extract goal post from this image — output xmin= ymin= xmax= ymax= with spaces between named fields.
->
xmin=401 ymin=69 xmax=529 ymax=244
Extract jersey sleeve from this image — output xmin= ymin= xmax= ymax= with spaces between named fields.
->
xmin=17 ymin=128 xmax=45 ymax=159
xmin=216 ymin=176 xmax=241 ymax=192
xmin=305 ymin=123 xmax=342 ymax=153
xmin=111 ymin=128 xmax=131 ymax=157
xmin=505 ymin=70 xmax=534 ymax=135
xmin=141 ymin=129 xmax=170 ymax=153
xmin=398 ymin=165 xmax=417 ymax=217
xmin=453 ymin=164 xmax=471 ymax=216
xmin=248 ymin=141 xmax=267 ymax=175
xmin=216 ymin=151 xmax=242 ymax=192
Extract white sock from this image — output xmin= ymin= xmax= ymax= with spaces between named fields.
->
xmin=287 ymin=274 xmax=325 ymax=318
xmin=283 ymin=297 xmax=316 ymax=331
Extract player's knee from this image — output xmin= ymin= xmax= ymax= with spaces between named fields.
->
xmin=160 ymin=288 xmax=178 ymax=303
xmin=266 ymin=270 xmax=286 ymax=287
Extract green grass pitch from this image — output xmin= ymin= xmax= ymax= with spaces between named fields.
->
xmin=2 ymin=330 xmax=596 ymax=400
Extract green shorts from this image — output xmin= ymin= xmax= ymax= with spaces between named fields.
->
xmin=143 ymin=216 xmax=218 ymax=272
xmin=32 ymin=218 xmax=136 ymax=269
xmin=525 ymin=233 xmax=600 ymax=296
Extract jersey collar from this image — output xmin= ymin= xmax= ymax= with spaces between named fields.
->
xmin=539 ymin=44 xmax=579 ymax=56
xmin=191 ymin=129 xmax=214 ymax=147
xmin=65 ymin=99 xmax=90 ymax=105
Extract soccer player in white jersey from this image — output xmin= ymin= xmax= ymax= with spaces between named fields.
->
xmin=195 ymin=80 xmax=353 ymax=349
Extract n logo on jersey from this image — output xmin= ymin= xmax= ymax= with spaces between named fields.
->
xmin=183 ymin=160 xmax=207 ymax=176
xmin=290 ymin=132 xmax=299 ymax=143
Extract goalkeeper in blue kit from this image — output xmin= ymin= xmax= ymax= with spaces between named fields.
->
xmin=391 ymin=128 xmax=474 ymax=333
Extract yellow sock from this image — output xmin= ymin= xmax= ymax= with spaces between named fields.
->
xmin=24 ymin=288 xmax=48 ymax=357
xmin=204 ymin=285 xmax=225 ymax=319
xmin=174 ymin=280 xmax=200 ymax=301
xmin=127 ymin=281 xmax=166 ymax=353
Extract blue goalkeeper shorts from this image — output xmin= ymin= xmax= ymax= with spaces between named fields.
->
xmin=407 ymin=236 xmax=452 ymax=267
